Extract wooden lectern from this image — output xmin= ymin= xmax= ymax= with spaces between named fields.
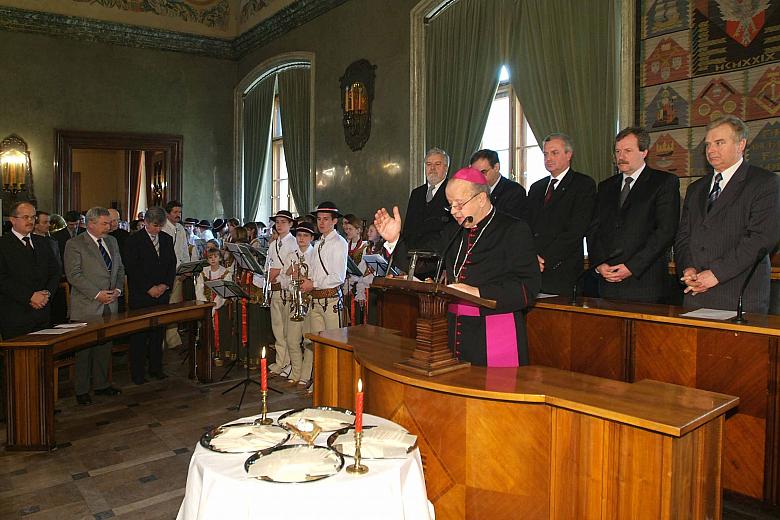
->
xmin=371 ymin=277 xmax=496 ymax=376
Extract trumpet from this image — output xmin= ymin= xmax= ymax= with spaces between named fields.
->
xmin=289 ymin=259 xmax=311 ymax=322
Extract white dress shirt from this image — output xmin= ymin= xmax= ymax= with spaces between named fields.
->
xmin=269 ymin=233 xmax=297 ymax=273
xmin=308 ymin=230 xmax=348 ymax=290
xmin=163 ymin=220 xmax=190 ymax=266
xmin=712 ymin=157 xmax=743 ymax=192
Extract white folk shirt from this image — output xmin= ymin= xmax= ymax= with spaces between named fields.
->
xmin=269 ymin=233 xmax=297 ymax=275
xmin=162 ymin=220 xmax=190 ymax=267
xmin=277 ymin=245 xmax=314 ymax=290
xmin=309 ymin=229 xmax=348 ymax=290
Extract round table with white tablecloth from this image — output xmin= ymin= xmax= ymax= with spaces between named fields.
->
xmin=177 ymin=410 xmax=434 ymax=520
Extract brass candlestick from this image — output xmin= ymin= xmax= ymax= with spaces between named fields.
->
xmin=255 ymin=390 xmax=272 ymax=425
xmin=346 ymin=430 xmax=368 ymax=474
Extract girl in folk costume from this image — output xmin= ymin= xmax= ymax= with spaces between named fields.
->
xmin=195 ymin=247 xmax=233 ymax=365
xmin=342 ymin=214 xmax=372 ymax=325
xmin=366 ymin=222 xmax=385 ymax=255
xmin=277 ymin=221 xmax=317 ymax=390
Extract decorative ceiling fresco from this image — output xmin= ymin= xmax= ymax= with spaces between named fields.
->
xmin=0 ymin=0 xmax=295 ymax=38
xmin=0 ymin=0 xmax=346 ymax=58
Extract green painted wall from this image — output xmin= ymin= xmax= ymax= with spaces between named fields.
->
xmin=0 ymin=30 xmax=237 ymax=219
xmin=238 ymin=0 xmax=419 ymax=221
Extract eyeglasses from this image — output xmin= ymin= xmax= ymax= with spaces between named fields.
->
xmin=445 ymin=192 xmax=480 ymax=212
xmin=11 ymin=214 xmax=35 ymax=221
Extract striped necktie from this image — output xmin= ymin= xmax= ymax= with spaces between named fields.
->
xmin=707 ymin=173 xmax=722 ymax=213
xmin=544 ymin=178 xmax=558 ymax=205
xmin=97 ymin=238 xmax=112 ymax=271
xmin=151 ymin=234 xmax=160 ymax=256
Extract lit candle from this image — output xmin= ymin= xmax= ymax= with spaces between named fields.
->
xmin=260 ymin=346 xmax=267 ymax=391
xmin=355 ymin=378 xmax=364 ymax=433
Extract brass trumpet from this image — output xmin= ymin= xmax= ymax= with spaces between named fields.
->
xmin=289 ymin=259 xmax=311 ymax=322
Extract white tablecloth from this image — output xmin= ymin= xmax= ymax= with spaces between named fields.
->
xmin=177 ymin=410 xmax=434 ymax=520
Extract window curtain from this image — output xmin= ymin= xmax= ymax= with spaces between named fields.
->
xmin=128 ymin=150 xmax=144 ymax=220
xmin=242 ymin=76 xmax=275 ymax=222
xmin=278 ymin=67 xmax=311 ymax=212
xmin=425 ymin=0 xmax=504 ymax=173
xmin=508 ymin=0 xmax=616 ymax=182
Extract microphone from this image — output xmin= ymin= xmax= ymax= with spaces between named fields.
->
xmin=571 ymin=248 xmax=624 ymax=305
xmin=731 ymin=247 xmax=768 ymax=324
xmin=434 ymin=216 xmax=473 ymax=283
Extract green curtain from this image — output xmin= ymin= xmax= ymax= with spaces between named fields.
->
xmin=425 ymin=0 xmax=504 ymax=172
xmin=278 ymin=67 xmax=312 ymax=212
xmin=508 ymin=0 xmax=616 ymax=182
xmin=242 ymin=76 xmax=275 ymax=221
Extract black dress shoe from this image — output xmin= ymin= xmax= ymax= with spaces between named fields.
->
xmin=150 ymin=372 xmax=169 ymax=380
xmin=94 ymin=386 xmax=122 ymax=396
xmin=76 ymin=393 xmax=92 ymax=405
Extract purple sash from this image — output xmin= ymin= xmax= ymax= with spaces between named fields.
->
xmin=448 ymin=303 xmax=519 ymax=367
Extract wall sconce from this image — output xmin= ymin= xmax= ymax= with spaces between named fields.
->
xmin=1 ymin=134 xmax=32 ymax=194
xmin=340 ymin=59 xmax=377 ymax=151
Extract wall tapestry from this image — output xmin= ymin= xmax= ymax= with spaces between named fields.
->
xmin=640 ymin=0 xmax=780 ymax=182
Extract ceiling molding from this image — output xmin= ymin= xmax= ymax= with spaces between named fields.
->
xmin=0 ymin=0 xmax=349 ymax=60
xmin=233 ymin=0 xmax=349 ymax=58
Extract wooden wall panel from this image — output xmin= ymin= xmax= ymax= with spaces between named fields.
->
xmin=528 ymin=308 xmax=572 ymax=369
xmin=634 ymin=322 xmax=697 ymax=386
xmin=550 ymin=409 xmax=606 ymax=519
xmin=312 ymin=342 xmax=356 ymax=409
xmin=614 ymin=425 xmax=665 ymax=519
xmin=722 ymin=413 xmax=765 ymax=499
xmin=527 ymin=309 xmax=628 ymax=381
xmin=570 ymin=314 xmax=627 ymax=381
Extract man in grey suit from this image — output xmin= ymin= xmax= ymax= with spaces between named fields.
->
xmin=675 ymin=115 xmax=780 ymax=313
xmin=64 ymin=207 xmax=125 ymax=405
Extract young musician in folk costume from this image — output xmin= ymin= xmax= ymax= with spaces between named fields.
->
xmin=299 ymin=202 xmax=348 ymax=335
xmin=231 ymin=226 xmax=270 ymax=367
xmin=342 ymin=214 xmax=373 ymax=325
xmin=277 ymin=221 xmax=317 ymax=389
xmin=266 ymin=211 xmax=298 ymax=376
xmin=366 ymin=222 xmax=385 ymax=255
xmin=195 ymin=247 xmax=233 ymax=364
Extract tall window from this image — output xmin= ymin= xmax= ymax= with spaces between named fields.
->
xmin=480 ymin=66 xmax=546 ymax=188
xmin=270 ymin=94 xmax=297 ymax=215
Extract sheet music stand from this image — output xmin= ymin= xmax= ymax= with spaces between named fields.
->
xmin=175 ymin=260 xmax=207 ymax=371
xmin=363 ymin=254 xmax=400 ymax=277
xmin=346 ymin=257 xmax=363 ymax=277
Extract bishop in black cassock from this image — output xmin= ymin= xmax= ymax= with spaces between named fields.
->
xmin=375 ymin=167 xmax=540 ymax=366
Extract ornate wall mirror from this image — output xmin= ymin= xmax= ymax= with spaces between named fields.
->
xmin=340 ymin=59 xmax=377 ymax=151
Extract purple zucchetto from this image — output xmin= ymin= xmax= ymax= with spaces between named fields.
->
xmin=451 ymin=167 xmax=489 ymax=185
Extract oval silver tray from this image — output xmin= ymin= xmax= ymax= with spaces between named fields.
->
xmin=277 ymin=406 xmax=356 ymax=433
xmin=199 ymin=422 xmax=291 ymax=454
xmin=326 ymin=425 xmax=418 ymax=459
xmin=244 ymin=444 xmax=345 ymax=483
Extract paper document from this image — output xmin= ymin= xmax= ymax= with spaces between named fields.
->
xmin=31 ymin=328 xmax=71 ymax=335
xmin=536 ymin=293 xmax=559 ymax=298
xmin=55 ymin=323 xmax=88 ymax=328
xmin=680 ymin=308 xmax=737 ymax=320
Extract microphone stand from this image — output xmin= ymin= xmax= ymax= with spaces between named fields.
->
xmin=730 ymin=248 xmax=768 ymax=324
xmin=571 ymin=249 xmax=624 ymax=305
xmin=434 ymin=216 xmax=473 ymax=284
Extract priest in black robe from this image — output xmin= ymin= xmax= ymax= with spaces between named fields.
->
xmin=374 ymin=167 xmax=540 ymax=366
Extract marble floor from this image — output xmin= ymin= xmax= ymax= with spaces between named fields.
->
xmin=1 ymin=348 xmax=779 ymax=519
xmin=0 ymin=347 xmax=310 ymax=519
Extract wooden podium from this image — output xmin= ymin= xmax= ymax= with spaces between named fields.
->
xmin=371 ymin=277 xmax=495 ymax=376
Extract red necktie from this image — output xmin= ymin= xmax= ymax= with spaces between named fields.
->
xmin=544 ymin=178 xmax=558 ymax=205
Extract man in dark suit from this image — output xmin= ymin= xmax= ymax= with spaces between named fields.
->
xmin=0 ymin=202 xmax=61 ymax=339
xmin=401 ymin=147 xmax=454 ymax=278
xmin=527 ymin=134 xmax=596 ymax=295
xmin=107 ymin=208 xmax=129 ymax=252
xmin=64 ymin=207 xmax=125 ymax=404
xmin=470 ymin=149 xmax=527 ymax=220
xmin=676 ymin=115 xmax=780 ymax=313
xmin=123 ymin=206 xmax=176 ymax=384
xmin=588 ymin=127 xmax=680 ymax=303
xmin=53 ymin=210 xmax=85 ymax=261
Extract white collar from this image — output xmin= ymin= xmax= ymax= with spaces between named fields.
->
xmin=550 ymin=167 xmax=570 ymax=185
xmin=11 ymin=229 xmax=31 ymax=243
xmin=622 ymin=162 xmax=646 ymax=184
xmin=714 ymin=157 xmax=743 ymax=186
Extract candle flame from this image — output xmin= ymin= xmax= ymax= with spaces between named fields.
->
xmin=357 ymin=378 xmax=363 ymax=392
xmin=261 ymin=346 xmax=266 ymax=358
